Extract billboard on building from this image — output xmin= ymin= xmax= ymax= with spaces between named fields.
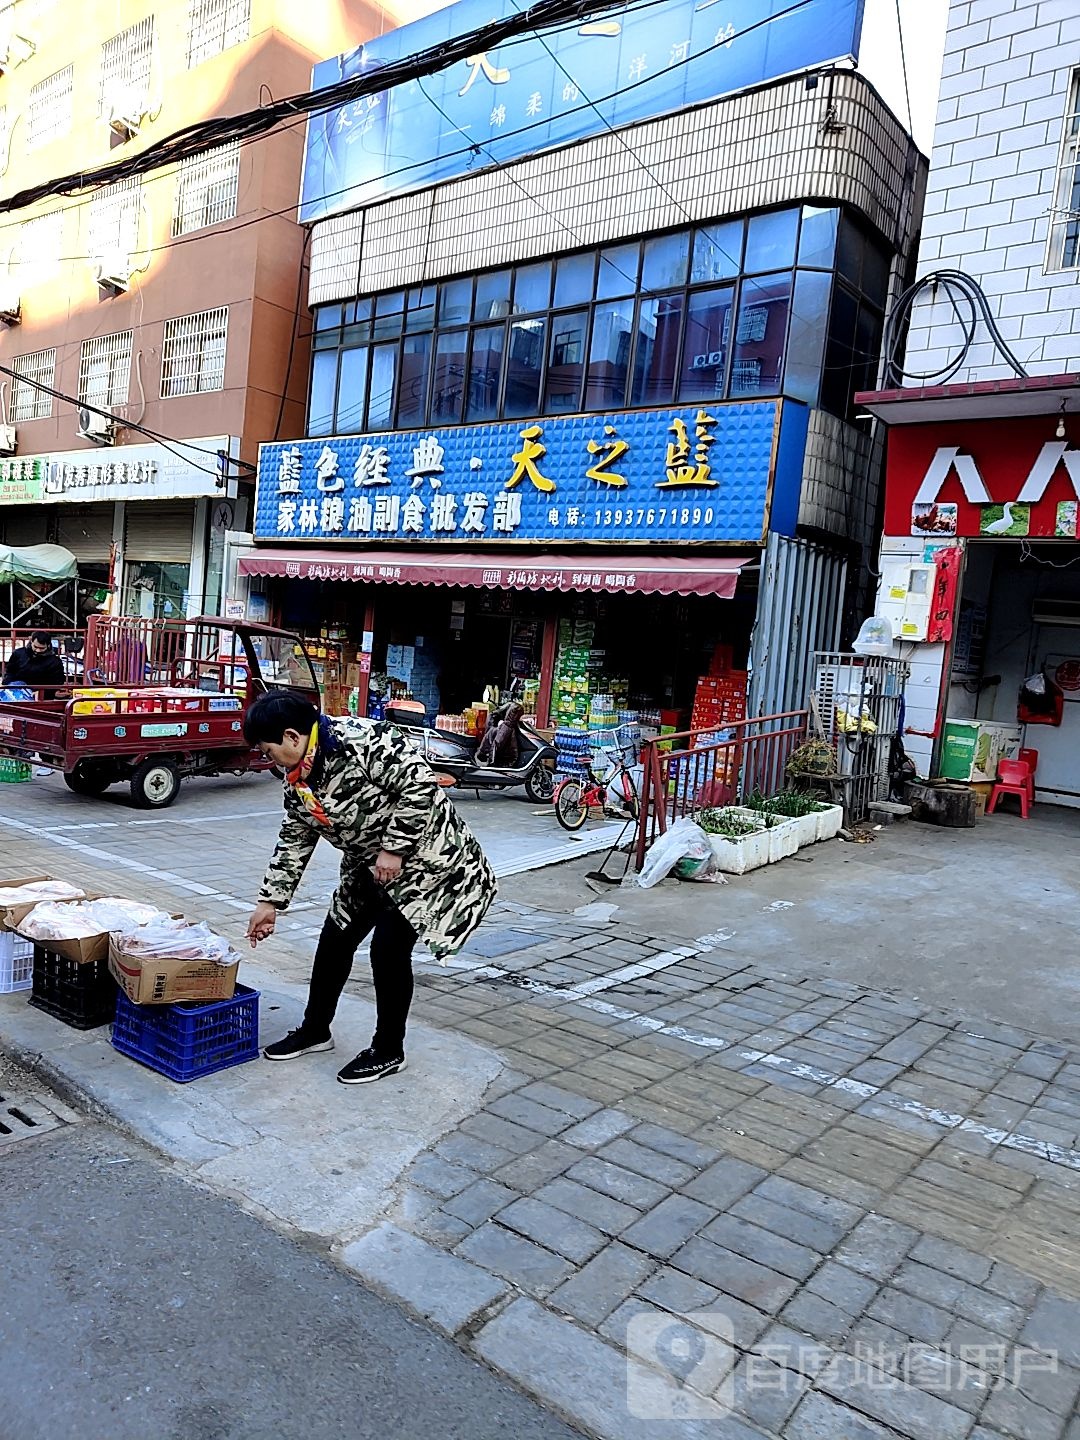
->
xmin=300 ymin=0 xmax=865 ymax=223
xmin=253 ymin=399 xmax=807 ymax=546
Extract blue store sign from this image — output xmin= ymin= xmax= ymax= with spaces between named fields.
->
xmin=254 ymin=400 xmax=808 ymax=546
xmin=300 ymin=0 xmax=865 ymax=221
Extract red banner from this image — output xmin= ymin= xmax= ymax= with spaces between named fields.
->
xmin=883 ymin=417 xmax=1080 ymax=541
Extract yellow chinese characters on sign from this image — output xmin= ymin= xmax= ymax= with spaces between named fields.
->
xmin=506 ymin=423 xmax=555 ymax=494
xmin=658 ymin=410 xmax=720 ymax=489
xmin=585 ymin=425 xmax=629 ymax=488
xmin=459 ymin=53 xmax=510 ymax=96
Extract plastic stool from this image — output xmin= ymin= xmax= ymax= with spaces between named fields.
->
xmin=988 ymin=759 xmax=1031 ymax=819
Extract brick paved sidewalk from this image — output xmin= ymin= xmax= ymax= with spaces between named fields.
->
xmin=3 ymin=821 xmax=1080 ymax=1438
xmin=350 ymin=898 xmax=1080 ymax=1440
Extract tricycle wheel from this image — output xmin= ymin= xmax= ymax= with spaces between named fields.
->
xmin=130 ymin=758 xmax=181 ymax=809
xmin=64 ymin=762 xmax=113 ymax=797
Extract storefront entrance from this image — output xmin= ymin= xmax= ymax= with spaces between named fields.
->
xmin=257 ymin=565 xmax=757 ymax=731
xmin=952 ymin=540 xmax=1080 ymax=807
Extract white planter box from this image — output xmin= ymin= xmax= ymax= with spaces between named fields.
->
xmin=813 ymin=804 xmax=844 ymax=842
xmin=706 ymin=817 xmax=770 ymax=875
xmin=767 ymin=816 xmax=801 ymax=863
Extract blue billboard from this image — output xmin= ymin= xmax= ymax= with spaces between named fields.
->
xmin=300 ymin=0 xmax=865 ymax=222
xmin=254 ymin=400 xmax=808 ymax=546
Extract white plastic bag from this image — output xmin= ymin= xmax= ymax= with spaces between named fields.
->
xmin=19 ymin=897 xmax=166 ymax=941
xmin=114 ymin=917 xmax=238 ymax=967
xmin=627 ymin=817 xmax=718 ymax=889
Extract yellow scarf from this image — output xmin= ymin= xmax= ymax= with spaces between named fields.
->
xmin=286 ymin=720 xmax=331 ymax=825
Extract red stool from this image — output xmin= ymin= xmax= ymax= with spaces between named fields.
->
xmin=988 ymin=759 xmax=1032 ymax=818
xmin=1019 ymin=747 xmax=1039 ymax=804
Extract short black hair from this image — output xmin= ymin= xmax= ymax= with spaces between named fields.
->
xmin=31 ymin=631 xmax=52 ymax=647
xmin=243 ymin=689 xmax=319 ymax=745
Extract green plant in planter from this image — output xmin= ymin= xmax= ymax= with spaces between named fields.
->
xmin=697 ymin=808 xmax=760 ymax=839
xmin=764 ymin=789 xmax=821 ymax=818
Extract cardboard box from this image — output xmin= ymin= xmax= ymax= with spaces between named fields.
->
xmin=109 ymin=937 xmax=239 ymax=1005
xmin=14 ymin=894 xmax=115 ymax=963
xmin=970 ymin=781 xmax=994 ymax=818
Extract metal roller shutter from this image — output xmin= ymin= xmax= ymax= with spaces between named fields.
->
xmin=54 ymin=504 xmax=115 ymax=563
xmin=1 ymin=507 xmax=48 ymax=546
xmin=124 ymin=502 xmax=195 ymax=562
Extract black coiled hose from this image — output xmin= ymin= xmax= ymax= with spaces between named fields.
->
xmin=882 ymin=268 xmax=1029 ymax=388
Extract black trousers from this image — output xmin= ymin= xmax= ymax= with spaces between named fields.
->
xmin=302 ymin=880 xmax=417 ymax=1055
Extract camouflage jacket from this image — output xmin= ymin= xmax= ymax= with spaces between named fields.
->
xmin=258 ymin=717 xmax=496 ymax=961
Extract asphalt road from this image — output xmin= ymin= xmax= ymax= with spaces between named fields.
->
xmin=0 ymin=1082 xmax=580 ymax=1440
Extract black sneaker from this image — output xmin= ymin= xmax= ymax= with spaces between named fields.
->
xmin=263 ymin=1026 xmax=334 ymax=1061
xmin=336 ymin=1048 xmax=407 ymax=1085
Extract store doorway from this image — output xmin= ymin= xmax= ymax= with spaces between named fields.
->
xmin=953 ymin=541 xmax=1080 ymax=807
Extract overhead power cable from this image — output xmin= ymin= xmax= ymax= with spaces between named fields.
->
xmin=0 ymin=360 xmax=252 ymax=480
xmin=0 ymin=0 xmax=638 ymax=216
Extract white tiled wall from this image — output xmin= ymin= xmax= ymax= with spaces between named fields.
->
xmin=905 ymin=0 xmax=1080 ymax=378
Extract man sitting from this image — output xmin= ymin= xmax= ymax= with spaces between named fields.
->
xmin=4 ymin=631 xmax=65 ymax=689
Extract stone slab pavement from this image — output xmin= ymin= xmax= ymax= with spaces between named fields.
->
xmin=3 ymin=799 xmax=1080 ymax=1439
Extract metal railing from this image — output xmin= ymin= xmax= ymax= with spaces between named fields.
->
xmin=634 ymin=710 xmax=810 ymax=869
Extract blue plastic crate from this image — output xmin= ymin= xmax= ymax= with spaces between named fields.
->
xmin=111 ymin=984 xmax=260 ymax=1083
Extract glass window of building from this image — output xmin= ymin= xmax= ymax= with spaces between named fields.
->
xmin=745 ymin=208 xmax=798 ymax=273
xmin=307 ymin=203 xmax=895 ymax=434
xmin=679 ymin=285 xmax=734 ymax=402
xmin=466 ymin=325 xmax=505 ymax=423
xmin=585 ymin=302 xmax=633 ymax=409
xmin=691 ymin=221 xmax=743 ymax=284
xmin=504 ymin=317 xmax=547 ymax=418
xmin=632 ymin=294 xmax=684 ymax=407
xmin=544 ymin=310 xmax=587 ymax=413
xmin=731 ymin=272 xmax=792 ymax=396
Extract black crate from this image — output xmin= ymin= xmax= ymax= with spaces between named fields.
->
xmin=28 ymin=945 xmax=117 ymax=1030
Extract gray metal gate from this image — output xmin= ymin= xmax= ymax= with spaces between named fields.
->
xmin=749 ymin=533 xmax=847 ymax=719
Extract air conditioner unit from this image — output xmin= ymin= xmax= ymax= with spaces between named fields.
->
xmin=107 ymin=86 xmax=148 ymax=140
xmin=93 ymin=251 xmax=130 ymax=293
xmin=0 ymin=287 xmax=20 ymax=325
xmin=0 ymin=424 xmax=16 ymax=457
xmin=77 ymin=407 xmax=115 ymax=445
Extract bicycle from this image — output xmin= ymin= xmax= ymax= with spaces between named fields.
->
xmin=553 ymin=735 xmax=641 ymax=832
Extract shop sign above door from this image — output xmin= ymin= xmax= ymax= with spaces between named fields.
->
xmin=300 ymin=0 xmax=864 ymax=221
xmin=884 ymin=418 xmax=1080 ymax=540
xmin=0 ymin=457 xmax=46 ymax=504
xmin=254 ymin=401 xmax=805 ymax=546
xmin=0 ymin=437 xmax=234 ymax=504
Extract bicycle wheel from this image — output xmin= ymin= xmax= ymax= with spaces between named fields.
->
xmin=554 ymin=778 xmax=589 ymax=831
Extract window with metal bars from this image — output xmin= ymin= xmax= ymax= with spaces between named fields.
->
xmin=27 ymin=66 xmax=73 ymax=149
xmin=79 ymin=331 xmax=133 ymax=410
xmin=173 ymin=142 xmax=241 ymax=235
xmin=186 ymin=0 xmax=250 ymax=68
xmin=1049 ymin=70 xmax=1080 ymax=273
xmin=10 ymin=348 xmax=55 ymax=421
xmin=100 ymin=16 xmax=155 ymax=117
xmin=160 ymin=307 xmax=228 ymax=397
xmin=18 ymin=211 xmax=62 ymax=289
xmin=88 ymin=180 xmax=142 ymax=262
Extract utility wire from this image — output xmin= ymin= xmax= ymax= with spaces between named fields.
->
xmin=882 ymin=269 xmax=1028 ymax=386
xmin=0 ymin=0 xmax=642 ymax=215
xmin=894 ymin=0 xmax=913 ymax=135
xmin=0 ymin=359 xmax=250 ymax=479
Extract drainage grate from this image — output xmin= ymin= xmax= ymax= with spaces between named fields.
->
xmin=0 ymin=1091 xmax=70 ymax=1148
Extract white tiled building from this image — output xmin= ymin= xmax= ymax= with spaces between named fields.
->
xmin=906 ymin=0 xmax=1080 ymax=378
xmin=861 ymin=0 xmax=1080 ymax=804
